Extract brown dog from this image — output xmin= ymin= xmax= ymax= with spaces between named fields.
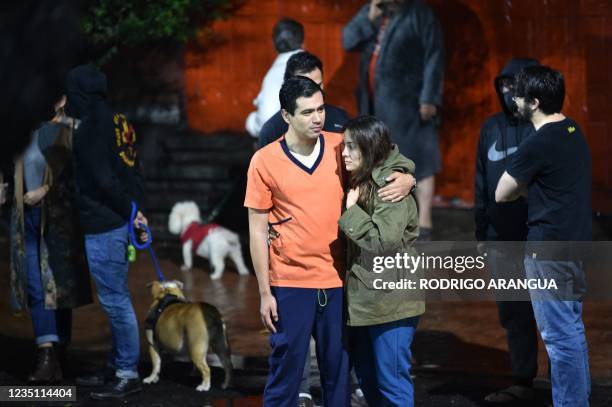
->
xmin=143 ymin=280 xmax=232 ymax=391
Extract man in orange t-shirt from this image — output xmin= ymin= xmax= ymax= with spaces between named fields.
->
xmin=245 ymin=76 xmax=413 ymax=406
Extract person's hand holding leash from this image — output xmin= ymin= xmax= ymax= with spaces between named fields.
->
xmin=134 ymin=211 xmax=149 ymax=242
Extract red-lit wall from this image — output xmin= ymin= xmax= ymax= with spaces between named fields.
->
xmin=184 ymin=0 xmax=612 ymax=211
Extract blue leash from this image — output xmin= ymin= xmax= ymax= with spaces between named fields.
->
xmin=129 ymin=202 xmax=165 ymax=281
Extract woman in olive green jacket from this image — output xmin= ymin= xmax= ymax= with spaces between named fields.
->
xmin=339 ymin=115 xmax=424 ymax=407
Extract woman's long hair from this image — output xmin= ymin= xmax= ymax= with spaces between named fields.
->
xmin=345 ymin=115 xmax=393 ymax=212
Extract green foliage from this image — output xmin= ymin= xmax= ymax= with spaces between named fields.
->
xmin=83 ymin=0 xmax=232 ymax=64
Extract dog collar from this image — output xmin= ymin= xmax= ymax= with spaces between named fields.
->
xmin=144 ymin=294 xmax=186 ymax=332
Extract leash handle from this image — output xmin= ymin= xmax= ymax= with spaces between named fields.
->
xmin=129 ymin=202 xmax=153 ymax=250
xmin=129 ymin=202 xmax=165 ymax=281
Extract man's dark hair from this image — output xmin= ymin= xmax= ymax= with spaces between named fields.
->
xmin=283 ymin=51 xmax=323 ymax=81
xmin=279 ymin=76 xmax=323 ymax=115
xmin=272 ymin=18 xmax=304 ymax=53
xmin=514 ymin=65 xmax=565 ymax=115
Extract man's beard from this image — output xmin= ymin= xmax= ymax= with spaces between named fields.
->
xmin=515 ymin=105 xmax=533 ymax=122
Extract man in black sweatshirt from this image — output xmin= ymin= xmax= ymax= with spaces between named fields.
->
xmin=474 ymin=58 xmax=541 ymax=403
xmin=65 ymin=64 xmax=147 ymax=400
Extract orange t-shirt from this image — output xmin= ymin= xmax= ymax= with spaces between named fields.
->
xmin=244 ymin=132 xmax=345 ymax=289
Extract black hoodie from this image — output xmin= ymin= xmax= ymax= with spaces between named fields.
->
xmin=474 ymin=58 xmax=539 ymax=241
xmin=66 ymin=64 xmax=143 ymax=234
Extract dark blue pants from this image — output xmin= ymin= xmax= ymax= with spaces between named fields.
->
xmin=25 ymin=207 xmax=72 ymax=345
xmin=264 ymin=287 xmax=350 ymax=407
xmin=352 ymin=317 xmax=419 ymax=407
xmin=489 ymin=248 xmax=539 ymax=384
xmin=497 ymin=301 xmax=538 ymax=385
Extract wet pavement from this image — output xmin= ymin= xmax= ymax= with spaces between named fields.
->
xmin=1 ymin=208 xmax=611 ymax=406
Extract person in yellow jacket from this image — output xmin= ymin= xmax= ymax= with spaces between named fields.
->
xmin=339 ymin=115 xmax=424 ymax=406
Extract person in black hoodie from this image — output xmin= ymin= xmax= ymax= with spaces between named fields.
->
xmin=65 ymin=64 xmax=147 ymax=400
xmin=474 ymin=58 xmax=541 ymax=403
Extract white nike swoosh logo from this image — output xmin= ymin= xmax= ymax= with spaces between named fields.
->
xmin=488 ymin=141 xmax=518 ymax=162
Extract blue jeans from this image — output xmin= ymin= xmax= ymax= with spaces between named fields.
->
xmin=85 ymin=224 xmax=139 ymax=379
xmin=524 ymin=257 xmax=591 ymax=407
xmin=352 ymin=317 xmax=419 ymax=407
xmin=25 ymin=207 xmax=72 ymax=345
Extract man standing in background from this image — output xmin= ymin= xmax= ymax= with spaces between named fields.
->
xmin=258 ymin=51 xmax=350 ymax=149
xmin=496 ymin=66 xmax=592 ymax=407
xmin=343 ymin=0 xmax=444 ymax=239
xmin=245 ymin=18 xmax=304 ymax=138
xmin=475 ymin=58 xmax=541 ymax=404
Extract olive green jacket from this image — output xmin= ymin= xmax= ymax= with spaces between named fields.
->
xmin=339 ymin=146 xmax=425 ymax=326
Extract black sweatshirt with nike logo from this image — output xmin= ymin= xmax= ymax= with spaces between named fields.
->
xmin=474 ymin=58 xmax=539 ymax=241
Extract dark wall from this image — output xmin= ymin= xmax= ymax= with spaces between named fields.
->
xmin=137 ymin=125 xmax=254 ymax=255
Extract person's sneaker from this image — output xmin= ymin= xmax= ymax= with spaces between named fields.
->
xmin=76 ymin=366 xmax=115 ymax=386
xmin=90 ymin=377 xmax=142 ymax=400
xmin=298 ymin=394 xmax=314 ymax=407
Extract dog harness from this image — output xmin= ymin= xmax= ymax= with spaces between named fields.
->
xmin=180 ymin=222 xmax=220 ymax=251
xmin=144 ymin=294 xmax=186 ymax=332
